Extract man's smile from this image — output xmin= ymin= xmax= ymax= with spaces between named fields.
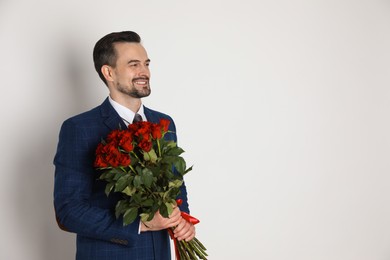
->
xmin=133 ymin=78 xmax=149 ymax=86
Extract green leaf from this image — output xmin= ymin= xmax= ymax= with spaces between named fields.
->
xmin=133 ymin=175 xmax=142 ymax=187
xmin=161 ymin=155 xmax=176 ymax=164
xmin=123 ymin=207 xmax=138 ymax=225
xmin=148 ymin=165 xmax=161 ymax=177
xmin=166 ymin=146 xmax=184 ymax=156
xmin=173 ymin=157 xmax=186 ymax=175
xmin=132 ymin=193 xmax=142 ymax=204
xmin=141 ymin=168 xmax=154 ymax=188
xmin=150 ymin=203 xmax=160 ymax=217
xmin=168 ymin=179 xmax=183 ymax=188
xmin=140 ymin=213 xmax=150 ymax=222
xmin=170 ymin=188 xmax=181 ymax=199
xmin=112 ymin=168 xmax=126 ymax=180
xmin=163 ymin=189 xmax=177 ymax=201
xmin=115 ymin=175 xmax=129 ymax=192
xmin=104 ymin=182 xmax=115 ymax=196
xmin=164 ymin=170 xmax=175 ymax=180
xmin=147 ymin=212 xmax=154 ymax=221
xmin=143 ymin=151 xmax=151 ymax=161
xmin=99 ymin=171 xmax=110 ymax=180
xmin=166 ymin=141 xmax=176 ymax=148
xmin=143 ymin=148 xmax=158 ymax=163
xmin=130 ymin=153 xmax=139 ymax=166
xmin=165 ymin=202 xmax=173 ymax=216
xmin=159 ymin=203 xmax=168 ymax=218
xmin=122 ymin=186 xmax=136 ymax=196
xmin=184 ymin=165 xmax=193 ymax=175
xmin=135 ymin=166 xmax=143 ymax=175
xmin=142 ymin=198 xmax=154 ymax=207
xmin=115 ymin=200 xmax=129 ymax=218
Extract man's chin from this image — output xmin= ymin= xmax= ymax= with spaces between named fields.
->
xmin=130 ymin=89 xmax=151 ymax=98
xmin=140 ymin=88 xmax=151 ymax=97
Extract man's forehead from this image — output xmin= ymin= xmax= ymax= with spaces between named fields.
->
xmin=114 ymin=42 xmax=148 ymax=58
xmin=114 ymin=42 xmax=150 ymax=64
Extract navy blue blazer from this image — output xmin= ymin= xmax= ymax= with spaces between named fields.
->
xmin=54 ymin=98 xmax=189 ymax=260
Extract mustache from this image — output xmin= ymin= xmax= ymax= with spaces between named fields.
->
xmin=132 ymin=77 xmax=149 ymax=81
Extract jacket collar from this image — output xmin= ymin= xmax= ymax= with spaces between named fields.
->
xmin=144 ymin=106 xmax=158 ymax=123
xmin=100 ymin=98 xmax=159 ymax=130
xmin=100 ymin=98 xmax=127 ymax=130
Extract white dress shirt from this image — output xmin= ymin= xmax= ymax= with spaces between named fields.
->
xmin=108 ymin=95 xmax=147 ymax=125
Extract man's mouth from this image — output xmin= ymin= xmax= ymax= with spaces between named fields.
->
xmin=133 ymin=78 xmax=149 ymax=86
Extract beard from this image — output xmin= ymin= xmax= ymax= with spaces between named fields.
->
xmin=116 ymin=78 xmax=151 ymax=98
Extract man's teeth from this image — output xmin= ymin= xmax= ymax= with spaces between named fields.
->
xmin=135 ymin=81 xmax=147 ymax=85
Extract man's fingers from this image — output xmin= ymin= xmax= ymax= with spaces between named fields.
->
xmin=173 ymin=219 xmax=195 ymax=241
xmin=175 ymin=221 xmax=195 ymax=241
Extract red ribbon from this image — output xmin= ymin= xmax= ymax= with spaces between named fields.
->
xmin=168 ymin=199 xmax=200 ymax=260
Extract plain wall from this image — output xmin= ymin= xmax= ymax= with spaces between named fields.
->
xmin=1 ymin=0 xmax=389 ymax=259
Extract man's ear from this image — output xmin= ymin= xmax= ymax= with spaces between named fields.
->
xmin=101 ymin=65 xmax=114 ymax=83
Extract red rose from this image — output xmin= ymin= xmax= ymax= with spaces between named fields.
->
xmin=159 ymin=118 xmax=170 ymax=132
xmin=105 ymin=145 xmax=121 ymax=167
xmin=139 ymin=139 xmax=152 ymax=152
xmin=118 ymin=153 xmax=131 ymax=166
xmin=135 ymin=122 xmax=152 ymax=141
xmin=94 ymin=154 xmax=109 ymax=168
xmin=151 ymin=124 xmax=162 ymax=139
xmin=139 ymin=121 xmax=152 ymax=132
xmin=127 ymin=123 xmax=139 ymax=134
xmin=94 ymin=143 xmax=109 ymax=167
xmin=119 ymin=131 xmax=134 ymax=152
xmin=94 ymin=140 xmax=131 ymax=168
xmin=95 ymin=142 xmax=105 ymax=154
xmin=106 ymin=129 xmax=121 ymax=144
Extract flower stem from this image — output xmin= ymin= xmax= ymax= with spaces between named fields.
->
xmin=157 ymin=139 xmax=161 ymax=157
xmin=181 ymin=240 xmax=199 ymax=260
xmin=193 ymin=237 xmax=207 ymax=251
xmin=188 ymin=240 xmax=208 ymax=259
xmin=128 ymin=165 xmax=137 ymax=174
xmin=178 ymin=240 xmax=190 ymax=260
xmin=131 ymin=151 xmax=146 ymax=167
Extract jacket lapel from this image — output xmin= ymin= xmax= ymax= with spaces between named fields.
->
xmin=144 ymin=106 xmax=158 ymax=123
xmin=100 ymin=98 xmax=127 ymax=130
xmin=100 ymin=99 xmax=161 ymax=130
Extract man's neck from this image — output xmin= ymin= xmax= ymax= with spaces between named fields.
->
xmin=109 ymin=93 xmax=142 ymax=113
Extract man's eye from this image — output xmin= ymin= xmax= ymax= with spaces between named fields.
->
xmin=130 ymin=63 xmax=138 ymax=67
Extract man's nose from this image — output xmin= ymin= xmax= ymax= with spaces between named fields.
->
xmin=138 ymin=65 xmax=150 ymax=77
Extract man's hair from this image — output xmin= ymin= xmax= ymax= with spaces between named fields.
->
xmin=93 ymin=31 xmax=141 ymax=85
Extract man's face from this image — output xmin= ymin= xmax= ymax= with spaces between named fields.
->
xmin=110 ymin=42 xmax=151 ymax=98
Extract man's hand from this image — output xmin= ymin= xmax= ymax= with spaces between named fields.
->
xmin=141 ymin=206 xmax=181 ymax=232
xmin=173 ymin=217 xmax=196 ymax=242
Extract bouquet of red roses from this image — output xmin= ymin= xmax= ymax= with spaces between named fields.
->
xmin=94 ymin=118 xmax=207 ymax=260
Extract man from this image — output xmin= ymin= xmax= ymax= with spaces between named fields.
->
xmin=54 ymin=31 xmax=195 ymax=260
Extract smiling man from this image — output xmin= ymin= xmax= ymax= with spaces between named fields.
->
xmin=54 ymin=31 xmax=195 ymax=260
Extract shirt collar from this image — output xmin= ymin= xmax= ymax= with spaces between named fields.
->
xmin=108 ymin=95 xmax=146 ymax=126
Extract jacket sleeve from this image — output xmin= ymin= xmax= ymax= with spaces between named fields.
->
xmin=53 ymin=119 xmax=139 ymax=247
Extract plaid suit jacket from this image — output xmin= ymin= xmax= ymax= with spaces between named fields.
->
xmin=54 ymin=98 xmax=189 ymax=260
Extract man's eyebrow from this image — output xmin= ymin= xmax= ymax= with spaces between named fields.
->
xmin=128 ymin=59 xmax=151 ymax=64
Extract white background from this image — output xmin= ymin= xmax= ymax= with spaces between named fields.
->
xmin=1 ymin=0 xmax=389 ymax=259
